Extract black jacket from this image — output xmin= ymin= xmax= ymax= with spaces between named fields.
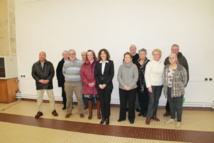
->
xmin=135 ymin=58 xmax=150 ymax=88
xmin=132 ymin=53 xmax=139 ymax=63
xmin=56 ymin=58 xmax=65 ymax=87
xmin=94 ymin=60 xmax=114 ymax=89
xmin=32 ymin=60 xmax=55 ymax=90
xmin=164 ymin=52 xmax=189 ymax=84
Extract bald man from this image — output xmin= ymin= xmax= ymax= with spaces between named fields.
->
xmin=32 ymin=52 xmax=58 ymax=118
xmin=129 ymin=44 xmax=139 ymax=63
xmin=129 ymin=44 xmax=140 ymax=112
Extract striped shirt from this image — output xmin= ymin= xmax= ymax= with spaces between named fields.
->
xmin=63 ymin=59 xmax=83 ymax=82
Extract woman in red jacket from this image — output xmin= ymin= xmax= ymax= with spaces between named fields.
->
xmin=80 ymin=50 xmax=101 ymax=120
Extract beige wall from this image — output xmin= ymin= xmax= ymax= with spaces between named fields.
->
xmin=0 ymin=0 xmax=16 ymax=56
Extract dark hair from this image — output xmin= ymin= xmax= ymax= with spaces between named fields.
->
xmin=98 ymin=49 xmax=110 ymax=61
xmin=85 ymin=50 xmax=97 ymax=64
xmin=123 ymin=52 xmax=133 ymax=59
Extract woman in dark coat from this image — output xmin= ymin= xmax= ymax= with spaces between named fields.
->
xmin=94 ymin=49 xmax=114 ymax=125
xmin=135 ymin=49 xmax=150 ymax=117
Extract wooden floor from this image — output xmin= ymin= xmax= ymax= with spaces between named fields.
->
xmin=0 ymin=101 xmax=214 ymax=143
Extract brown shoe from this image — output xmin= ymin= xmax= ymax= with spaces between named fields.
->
xmin=35 ymin=111 xmax=43 ymax=118
xmin=52 ymin=110 xmax=58 ymax=116
xmin=152 ymin=116 xmax=160 ymax=121
xmin=80 ymin=114 xmax=84 ymax=118
xmin=65 ymin=113 xmax=72 ymax=118
xmin=163 ymin=111 xmax=170 ymax=117
xmin=145 ymin=119 xmax=150 ymax=125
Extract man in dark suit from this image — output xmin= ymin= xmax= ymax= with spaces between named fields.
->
xmin=56 ymin=50 xmax=69 ymax=110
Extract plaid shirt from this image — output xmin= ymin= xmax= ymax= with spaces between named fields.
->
xmin=163 ymin=64 xmax=188 ymax=98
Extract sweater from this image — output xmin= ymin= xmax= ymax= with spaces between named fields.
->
xmin=117 ymin=62 xmax=138 ymax=89
xmin=145 ymin=60 xmax=164 ymax=88
xmin=63 ymin=59 xmax=83 ymax=82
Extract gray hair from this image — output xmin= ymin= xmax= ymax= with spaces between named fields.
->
xmin=169 ymin=53 xmax=178 ymax=63
xmin=138 ymin=48 xmax=147 ymax=54
xmin=171 ymin=44 xmax=179 ymax=49
xmin=68 ymin=49 xmax=76 ymax=54
xmin=62 ymin=50 xmax=68 ymax=54
xmin=130 ymin=44 xmax=136 ymax=49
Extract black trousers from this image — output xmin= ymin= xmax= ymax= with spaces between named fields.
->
xmin=97 ymin=86 xmax=112 ymax=119
xmin=62 ymin=85 xmax=67 ymax=107
xmin=119 ymin=88 xmax=136 ymax=122
xmin=165 ymin=100 xmax=170 ymax=113
xmin=146 ymin=85 xmax=163 ymax=119
xmin=137 ymin=85 xmax=149 ymax=114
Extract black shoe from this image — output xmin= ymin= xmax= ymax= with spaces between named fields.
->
xmin=100 ymin=118 xmax=106 ymax=124
xmin=142 ymin=113 xmax=147 ymax=117
xmin=62 ymin=106 xmax=66 ymax=110
xmin=136 ymin=108 xmax=140 ymax=112
xmin=106 ymin=118 xmax=110 ymax=125
xmin=117 ymin=119 xmax=125 ymax=122
xmin=138 ymin=112 xmax=142 ymax=116
xmin=130 ymin=120 xmax=134 ymax=124
xmin=126 ymin=108 xmax=129 ymax=112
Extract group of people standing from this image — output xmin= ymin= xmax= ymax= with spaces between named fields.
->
xmin=32 ymin=44 xmax=188 ymax=128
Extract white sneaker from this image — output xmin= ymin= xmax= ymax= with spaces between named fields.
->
xmin=165 ymin=119 xmax=175 ymax=124
xmin=176 ymin=122 xmax=181 ymax=128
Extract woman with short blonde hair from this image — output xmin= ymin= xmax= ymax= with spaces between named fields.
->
xmin=145 ymin=49 xmax=164 ymax=125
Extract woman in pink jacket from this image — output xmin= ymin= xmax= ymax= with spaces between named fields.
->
xmin=80 ymin=50 xmax=101 ymax=120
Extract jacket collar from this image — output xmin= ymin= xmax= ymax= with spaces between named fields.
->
xmin=37 ymin=60 xmax=47 ymax=65
xmin=99 ymin=60 xmax=109 ymax=63
xmin=165 ymin=64 xmax=183 ymax=71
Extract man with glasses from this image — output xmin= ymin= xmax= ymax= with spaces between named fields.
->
xmin=63 ymin=49 xmax=84 ymax=118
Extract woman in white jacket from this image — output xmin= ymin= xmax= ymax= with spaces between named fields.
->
xmin=145 ymin=49 xmax=164 ymax=125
